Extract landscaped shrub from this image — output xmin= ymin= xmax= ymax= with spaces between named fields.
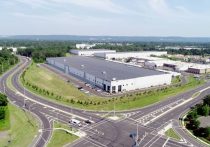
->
xmin=0 ymin=107 xmax=6 ymax=120
xmin=0 ymin=93 xmax=8 ymax=107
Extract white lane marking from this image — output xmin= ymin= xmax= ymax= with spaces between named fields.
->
xmin=144 ymin=87 xmax=210 ymax=125
xmin=148 ymin=135 xmax=162 ymax=147
xmin=162 ymin=137 xmax=170 ymax=147
xmin=16 ymin=91 xmax=89 ymax=122
xmin=142 ymin=134 xmax=160 ymax=147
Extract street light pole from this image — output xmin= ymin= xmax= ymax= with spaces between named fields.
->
xmin=3 ymin=81 xmax=6 ymax=94
xmin=114 ymin=99 xmax=116 ymax=116
xmin=1 ymin=64 xmax=3 ymax=73
xmin=136 ymin=123 xmax=139 ymax=145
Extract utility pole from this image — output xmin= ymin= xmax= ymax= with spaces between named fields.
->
xmin=114 ymin=99 xmax=116 ymax=116
xmin=1 ymin=64 xmax=3 ymax=73
xmin=3 ymin=81 xmax=6 ymax=94
xmin=136 ymin=123 xmax=139 ymax=146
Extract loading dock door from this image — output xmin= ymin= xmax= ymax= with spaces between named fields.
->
xmin=107 ymin=86 xmax=110 ymax=92
xmin=118 ymin=85 xmax=122 ymax=92
xmin=103 ymin=84 xmax=106 ymax=91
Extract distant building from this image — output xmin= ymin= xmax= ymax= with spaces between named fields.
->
xmin=70 ymin=49 xmax=116 ymax=56
xmin=94 ymin=51 xmax=167 ymax=60
xmin=76 ymin=44 xmax=96 ymax=49
xmin=188 ymin=65 xmax=210 ymax=74
xmin=0 ymin=46 xmax=26 ymax=53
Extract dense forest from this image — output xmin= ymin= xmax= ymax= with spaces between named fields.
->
xmin=18 ymin=48 xmax=68 ymax=62
xmin=0 ymin=49 xmax=18 ymax=75
xmin=15 ymin=41 xmax=75 ymax=62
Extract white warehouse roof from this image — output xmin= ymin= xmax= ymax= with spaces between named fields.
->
xmin=47 ymin=56 xmax=167 ymax=81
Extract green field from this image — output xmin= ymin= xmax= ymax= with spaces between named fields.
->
xmin=165 ymin=128 xmax=181 ymax=140
xmin=21 ymin=62 xmax=205 ymax=111
xmin=0 ymin=104 xmax=39 ymax=147
xmin=47 ymin=122 xmax=79 ymax=147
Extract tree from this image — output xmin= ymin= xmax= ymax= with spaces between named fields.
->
xmin=201 ymin=105 xmax=209 ymax=116
xmin=187 ymin=110 xmax=198 ymax=120
xmin=0 ymin=93 xmax=8 ymax=106
xmin=203 ymin=95 xmax=210 ymax=106
xmin=0 ymin=107 xmax=5 ymax=119
xmin=189 ymin=119 xmax=200 ymax=130
xmin=194 ymin=127 xmax=210 ymax=138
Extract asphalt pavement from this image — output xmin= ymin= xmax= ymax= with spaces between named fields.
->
xmin=0 ymin=56 xmax=209 ymax=147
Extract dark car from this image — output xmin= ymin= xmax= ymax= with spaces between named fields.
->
xmin=78 ymin=87 xmax=83 ymax=90
xmin=84 ymin=120 xmax=91 ymax=125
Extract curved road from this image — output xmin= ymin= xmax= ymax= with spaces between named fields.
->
xmin=0 ymin=56 xmax=209 ymax=147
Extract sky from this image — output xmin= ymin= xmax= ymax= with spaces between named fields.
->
xmin=0 ymin=0 xmax=210 ymax=37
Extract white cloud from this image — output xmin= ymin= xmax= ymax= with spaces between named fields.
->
xmin=13 ymin=0 xmax=133 ymax=14
xmin=51 ymin=0 xmax=124 ymax=14
xmin=148 ymin=0 xmax=197 ymax=19
xmin=148 ymin=0 xmax=169 ymax=14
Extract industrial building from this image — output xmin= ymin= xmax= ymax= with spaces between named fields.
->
xmin=76 ymin=44 xmax=96 ymax=49
xmin=94 ymin=51 xmax=167 ymax=59
xmin=46 ymin=56 xmax=172 ymax=93
xmin=188 ymin=65 xmax=210 ymax=74
xmin=70 ymin=49 xmax=116 ymax=56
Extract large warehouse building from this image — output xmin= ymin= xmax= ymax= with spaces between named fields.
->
xmin=47 ymin=56 xmax=172 ymax=93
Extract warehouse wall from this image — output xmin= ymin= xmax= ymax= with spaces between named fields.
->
xmin=111 ymin=74 xmax=171 ymax=92
xmin=105 ymin=52 xmax=167 ymax=59
xmin=70 ymin=49 xmax=116 ymax=56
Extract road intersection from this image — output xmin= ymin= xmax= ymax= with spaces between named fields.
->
xmin=0 ymin=56 xmax=209 ymax=147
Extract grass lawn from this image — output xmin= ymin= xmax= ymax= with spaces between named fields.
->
xmin=47 ymin=122 xmax=79 ymax=147
xmin=165 ymin=128 xmax=181 ymax=140
xmin=171 ymin=76 xmax=181 ymax=84
xmin=21 ymin=62 xmax=205 ymax=111
xmin=7 ymin=73 xmax=16 ymax=91
xmin=0 ymin=104 xmax=39 ymax=147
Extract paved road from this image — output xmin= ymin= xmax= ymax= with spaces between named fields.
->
xmin=0 ymin=57 xmax=52 ymax=147
xmin=0 ymin=56 xmax=209 ymax=147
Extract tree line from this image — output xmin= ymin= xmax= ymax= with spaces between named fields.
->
xmin=18 ymin=48 xmax=68 ymax=63
xmin=0 ymin=49 xmax=18 ymax=75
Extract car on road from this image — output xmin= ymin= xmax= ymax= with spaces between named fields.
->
xmin=85 ymin=83 xmax=90 ymax=86
xmin=69 ymin=118 xmax=82 ymax=127
xmin=84 ymin=119 xmax=92 ymax=125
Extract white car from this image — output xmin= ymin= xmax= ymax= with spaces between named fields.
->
xmin=69 ymin=118 xmax=82 ymax=127
xmin=84 ymin=90 xmax=90 ymax=94
xmin=96 ymin=89 xmax=102 ymax=92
